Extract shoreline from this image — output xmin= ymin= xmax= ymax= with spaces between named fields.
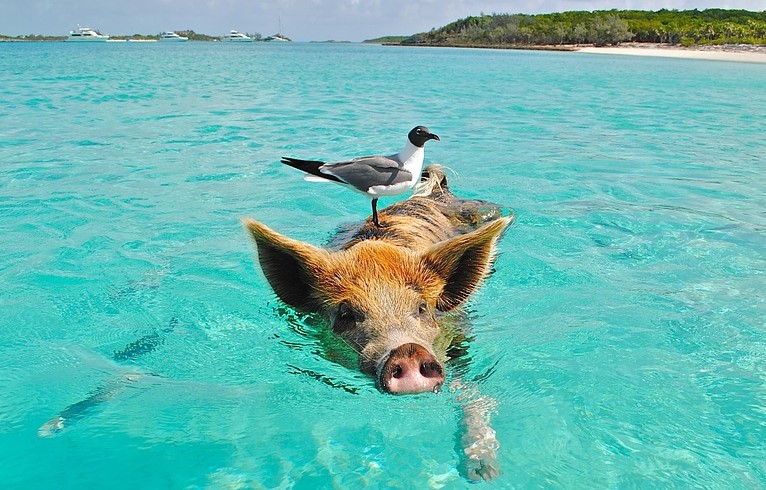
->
xmin=388 ymin=41 xmax=766 ymax=64
xmin=576 ymin=43 xmax=766 ymax=64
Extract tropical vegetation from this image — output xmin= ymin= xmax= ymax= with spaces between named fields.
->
xmin=363 ymin=36 xmax=410 ymax=44
xmin=405 ymin=9 xmax=766 ymax=47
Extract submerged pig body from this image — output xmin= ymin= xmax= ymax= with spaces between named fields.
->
xmin=244 ymin=165 xmax=513 ymax=394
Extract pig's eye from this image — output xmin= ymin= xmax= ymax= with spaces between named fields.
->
xmin=418 ymin=301 xmax=429 ymax=316
xmin=335 ymin=303 xmax=362 ymax=333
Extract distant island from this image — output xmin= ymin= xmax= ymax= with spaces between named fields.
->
xmin=363 ymin=36 xmax=410 ymax=44
xmin=396 ymin=9 xmax=766 ymax=48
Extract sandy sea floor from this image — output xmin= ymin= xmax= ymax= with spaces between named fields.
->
xmin=577 ymin=42 xmax=766 ymax=63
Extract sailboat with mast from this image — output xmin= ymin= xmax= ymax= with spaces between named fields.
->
xmin=264 ymin=17 xmax=291 ymax=42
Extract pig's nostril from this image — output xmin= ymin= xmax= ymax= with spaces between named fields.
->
xmin=392 ymin=365 xmax=403 ymax=378
xmin=420 ymin=361 xmax=442 ymax=378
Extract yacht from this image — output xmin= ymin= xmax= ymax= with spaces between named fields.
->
xmin=223 ymin=30 xmax=253 ymax=42
xmin=264 ymin=34 xmax=291 ymax=42
xmin=158 ymin=31 xmax=188 ymax=42
xmin=264 ymin=17 xmax=290 ymax=42
xmin=66 ymin=27 xmax=109 ymax=42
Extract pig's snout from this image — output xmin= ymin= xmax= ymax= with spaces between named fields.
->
xmin=379 ymin=343 xmax=444 ymax=394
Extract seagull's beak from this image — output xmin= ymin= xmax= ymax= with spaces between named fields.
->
xmin=429 ymin=133 xmax=440 ymax=141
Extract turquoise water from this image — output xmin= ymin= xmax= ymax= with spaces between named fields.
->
xmin=2 ymin=41 xmax=765 ymax=488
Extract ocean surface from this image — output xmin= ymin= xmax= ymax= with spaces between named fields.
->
xmin=1 ymin=41 xmax=765 ymax=488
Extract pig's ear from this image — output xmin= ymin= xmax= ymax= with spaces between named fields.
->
xmin=421 ymin=217 xmax=512 ymax=311
xmin=243 ymin=219 xmax=330 ymax=312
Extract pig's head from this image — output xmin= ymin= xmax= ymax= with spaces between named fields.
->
xmin=244 ymin=217 xmax=511 ymax=394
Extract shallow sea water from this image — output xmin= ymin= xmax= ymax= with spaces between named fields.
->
xmin=1 ymin=42 xmax=765 ymax=488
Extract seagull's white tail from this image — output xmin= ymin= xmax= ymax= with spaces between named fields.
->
xmin=304 ymin=175 xmax=334 ymax=183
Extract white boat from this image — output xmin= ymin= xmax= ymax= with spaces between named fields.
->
xmin=66 ymin=27 xmax=109 ymax=42
xmin=223 ymin=30 xmax=253 ymax=42
xmin=264 ymin=34 xmax=290 ymax=42
xmin=264 ymin=17 xmax=290 ymax=42
xmin=158 ymin=31 xmax=188 ymax=42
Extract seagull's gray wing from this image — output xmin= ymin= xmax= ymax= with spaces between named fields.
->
xmin=321 ymin=156 xmax=412 ymax=192
xmin=324 ymin=154 xmax=401 ymax=170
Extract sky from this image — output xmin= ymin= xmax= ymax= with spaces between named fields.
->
xmin=1 ymin=0 xmax=764 ymax=41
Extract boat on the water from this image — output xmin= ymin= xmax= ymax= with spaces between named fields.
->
xmin=158 ymin=31 xmax=188 ymax=42
xmin=66 ymin=27 xmax=109 ymax=42
xmin=264 ymin=17 xmax=290 ymax=42
xmin=264 ymin=34 xmax=291 ymax=42
xmin=223 ymin=30 xmax=253 ymax=42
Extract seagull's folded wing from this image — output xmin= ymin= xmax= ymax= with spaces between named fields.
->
xmin=321 ymin=156 xmax=412 ymax=192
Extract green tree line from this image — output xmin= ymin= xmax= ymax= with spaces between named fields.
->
xmin=406 ymin=9 xmax=766 ymax=47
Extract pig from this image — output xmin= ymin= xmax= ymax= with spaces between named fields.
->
xmin=244 ymin=164 xmax=513 ymax=480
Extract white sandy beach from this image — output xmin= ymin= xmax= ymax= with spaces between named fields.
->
xmin=577 ymin=43 xmax=766 ymax=64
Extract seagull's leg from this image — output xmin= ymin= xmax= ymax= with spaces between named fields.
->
xmin=371 ymin=198 xmax=381 ymax=227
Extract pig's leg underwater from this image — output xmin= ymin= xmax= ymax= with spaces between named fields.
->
xmin=38 ymin=372 xmax=145 ymax=437
xmin=455 ymin=383 xmax=500 ymax=481
xmin=38 ymin=320 xmax=176 ymax=437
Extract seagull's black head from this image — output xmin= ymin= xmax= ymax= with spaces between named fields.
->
xmin=408 ymin=126 xmax=440 ymax=148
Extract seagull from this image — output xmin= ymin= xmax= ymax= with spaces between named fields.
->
xmin=281 ymin=126 xmax=440 ymax=227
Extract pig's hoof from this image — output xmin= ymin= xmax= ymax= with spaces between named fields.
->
xmin=465 ymin=456 xmax=500 ymax=481
xmin=38 ymin=416 xmax=65 ymax=438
